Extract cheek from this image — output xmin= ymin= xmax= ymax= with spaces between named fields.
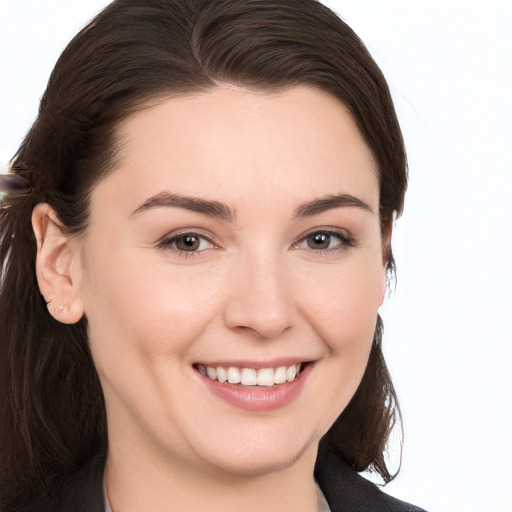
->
xmin=82 ymin=255 xmax=224 ymax=374
xmin=298 ymin=254 xmax=385 ymax=352
xmin=296 ymin=259 xmax=384 ymax=433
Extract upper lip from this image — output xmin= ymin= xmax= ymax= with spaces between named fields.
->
xmin=194 ymin=358 xmax=315 ymax=369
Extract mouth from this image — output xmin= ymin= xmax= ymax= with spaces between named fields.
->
xmin=194 ymin=362 xmax=311 ymax=387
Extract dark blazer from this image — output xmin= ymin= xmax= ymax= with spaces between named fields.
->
xmin=18 ymin=444 xmax=426 ymax=512
xmin=314 ymin=442 xmax=426 ymax=512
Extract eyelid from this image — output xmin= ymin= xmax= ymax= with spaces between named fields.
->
xmin=156 ymin=228 xmax=220 ymax=256
xmin=292 ymin=226 xmax=357 ymax=251
xmin=155 ymin=226 xmax=356 ymax=258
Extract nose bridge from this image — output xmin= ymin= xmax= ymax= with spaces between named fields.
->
xmin=223 ymin=247 xmax=297 ymax=339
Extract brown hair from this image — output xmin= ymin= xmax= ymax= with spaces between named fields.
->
xmin=0 ymin=0 xmax=407 ymax=508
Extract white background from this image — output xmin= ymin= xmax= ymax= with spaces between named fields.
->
xmin=1 ymin=1 xmax=511 ymax=511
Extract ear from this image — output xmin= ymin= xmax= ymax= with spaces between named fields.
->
xmin=379 ymin=219 xmax=394 ymax=306
xmin=381 ymin=219 xmax=393 ymax=267
xmin=32 ymin=203 xmax=84 ymax=324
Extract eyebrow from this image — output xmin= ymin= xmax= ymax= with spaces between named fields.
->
xmin=294 ymin=194 xmax=373 ymax=217
xmin=130 ymin=191 xmax=372 ymax=221
xmin=130 ymin=192 xmax=235 ymax=221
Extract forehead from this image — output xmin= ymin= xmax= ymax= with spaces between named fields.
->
xmin=93 ymin=86 xmax=379 ymax=217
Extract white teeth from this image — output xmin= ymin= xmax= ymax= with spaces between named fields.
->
xmin=274 ymin=366 xmax=287 ymax=384
xmin=227 ymin=367 xmax=241 ymax=384
xmin=286 ymin=365 xmax=298 ymax=382
xmin=216 ymin=366 xmax=228 ymax=383
xmin=256 ymin=368 xmax=275 ymax=386
xmin=197 ymin=363 xmax=305 ymax=386
xmin=240 ymin=368 xmax=257 ymax=386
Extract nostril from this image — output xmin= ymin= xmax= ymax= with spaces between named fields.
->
xmin=222 ymin=264 xmax=298 ymax=339
xmin=223 ymin=300 xmax=298 ymax=340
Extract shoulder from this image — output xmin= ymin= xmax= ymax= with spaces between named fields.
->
xmin=314 ymin=442 xmax=427 ymax=512
xmin=56 ymin=451 xmax=106 ymax=512
xmin=13 ymin=444 xmax=426 ymax=512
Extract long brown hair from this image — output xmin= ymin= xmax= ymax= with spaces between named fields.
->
xmin=0 ymin=0 xmax=407 ymax=508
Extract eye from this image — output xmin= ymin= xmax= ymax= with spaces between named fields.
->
xmin=174 ymin=234 xmax=207 ymax=252
xmin=157 ymin=231 xmax=216 ymax=256
xmin=306 ymin=232 xmax=338 ymax=250
xmin=294 ymin=229 xmax=355 ymax=253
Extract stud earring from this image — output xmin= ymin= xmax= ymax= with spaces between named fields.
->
xmin=54 ymin=305 xmax=65 ymax=316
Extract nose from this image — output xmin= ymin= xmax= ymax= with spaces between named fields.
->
xmin=223 ymin=253 xmax=298 ymax=339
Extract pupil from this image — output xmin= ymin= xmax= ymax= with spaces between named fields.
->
xmin=308 ymin=233 xmax=330 ymax=249
xmin=177 ymin=236 xmax=199 ymax=251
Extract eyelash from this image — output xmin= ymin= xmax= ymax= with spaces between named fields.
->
xmin=156 ymin=230 xmax=218 ymax=259
xmin=156 ymin=228 xmax=356 ymax=258
xmin=292 ymin=228 xmax=356 ymax=256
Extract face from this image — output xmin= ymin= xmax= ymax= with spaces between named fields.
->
xmin=73 ymin=86 xmax=386 ymax=478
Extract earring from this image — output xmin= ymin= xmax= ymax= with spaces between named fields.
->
xmin=50 ymin=304 xmax=67 ymax=319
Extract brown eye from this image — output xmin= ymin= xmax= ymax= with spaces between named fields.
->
xmin=306 ymin=233 xmax=332 ymax=250
xmin=175 ymin=235 xmax=201 ymax=251
xmin=157 ymin=231 xmax=215 ymax=256
xmin=294 ymin=229 xmax=354 ymax=254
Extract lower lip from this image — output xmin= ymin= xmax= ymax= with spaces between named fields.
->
xmin=195 ymin=364 xmax=313 ymax=412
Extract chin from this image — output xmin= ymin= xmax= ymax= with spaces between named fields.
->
xmin=190 ymin=423 xmax=319 ymax=478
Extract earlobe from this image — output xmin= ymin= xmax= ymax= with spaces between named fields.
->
xmin=32 ymin=203 xmax=84 ymax=324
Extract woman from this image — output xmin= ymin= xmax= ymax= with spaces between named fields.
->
xmin=0 ymin=1 xmax=426 ymax=511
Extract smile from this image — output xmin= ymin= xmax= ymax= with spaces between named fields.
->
xmin=195 ymin=363 xmax=305 ymax=387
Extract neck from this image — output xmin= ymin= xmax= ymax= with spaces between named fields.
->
xmin=104 ymin=439 xmax=322 ymax=512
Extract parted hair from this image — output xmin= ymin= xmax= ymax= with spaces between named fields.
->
xmin=0 ymin=0 xmax=407 ymax=508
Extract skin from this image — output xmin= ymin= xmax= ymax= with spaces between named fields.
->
xmin=33 ymin=86 xmax=388 ymax=512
